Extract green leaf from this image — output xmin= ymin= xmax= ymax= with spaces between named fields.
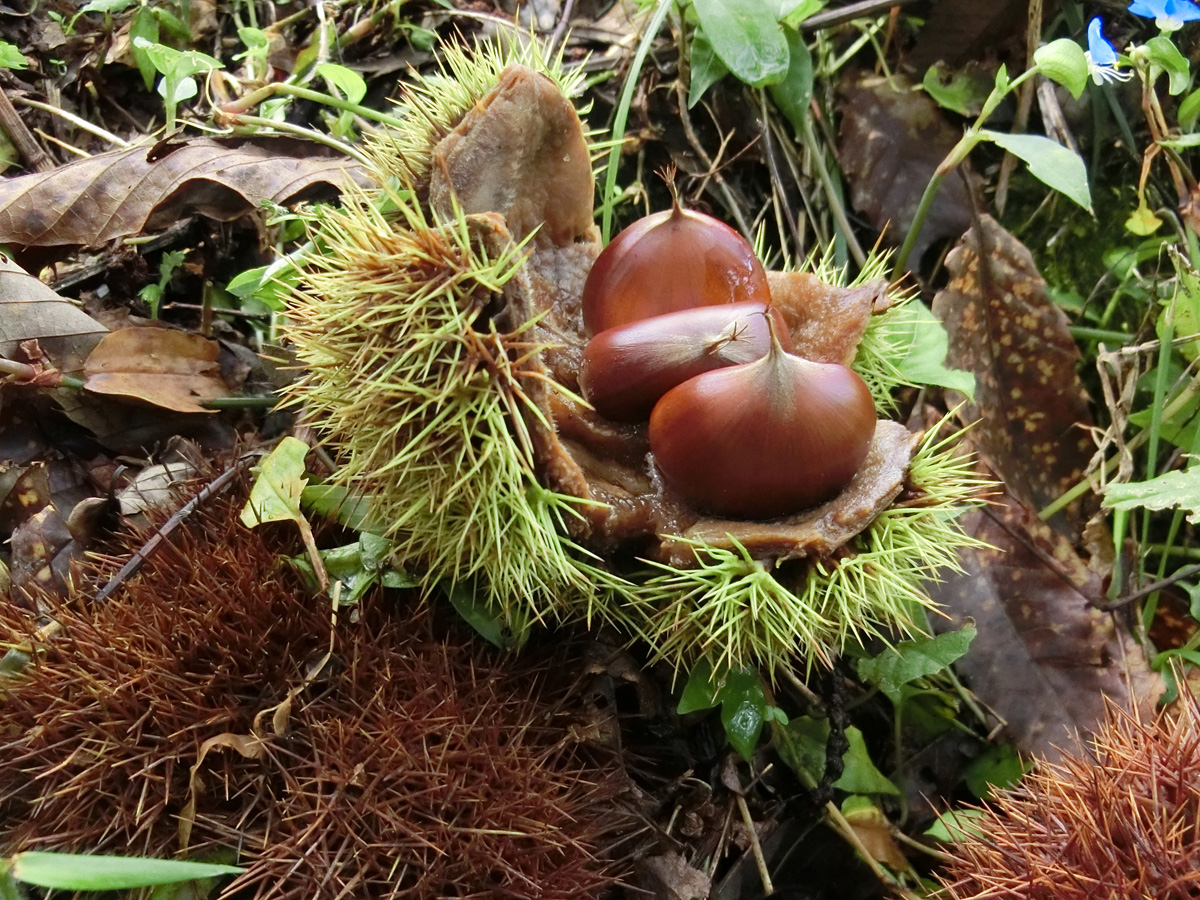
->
xmin=767 ymin=28 xmax=813 ymax=135
xmin=10 ymin=853 xmax=242 ymax=891
xmin=963 ymin=743 xmax=1028 ymax=798
xmin=980 ymin=130 xmax=1091 ymax=211
xmin=924 ymin=808 xmax=988 ymax=842
xmin=300 ymin=484 xmax=383 ymax=533
xmin=1104 ymin=466 xmax=1200 ymax=523
xmin=922 ymin=63 xmax=976 ymax=116
xmin=133 ymin=38 xmax=223 ymax=80
xmin=1180 ymin=86 xmax=1200 ymax=131
xmin=444 ymin=582 xmax=523 ymax=650
xmin=1161 ymin=255 xmax=1200 ymax=362
xmin=775 ymin=715 xmax=830 ymax=785
xmin=1033 ymin=38 xmax=1088 ymax=100
xmin=0 ymin=41 xmax=29 ymax=71
xmin=225 ymin=258 xmax=298 ymax=312
xmin=835 ymin=727 xmax=899 ymax=795
xmin=1126 ymin=201 xmax=1165 ymax=235
xmin=719 ymin=666 xmax=769 ymax=761
xmin=687 ymin=29 xmax=729 ymax=108
xmin=236 ymin=26 xmax=272 ymax=61
xmin=778 ymin=0 xmax=823 ymax=28
xmin=77 ymin=0 xmax=138 ymax=14
xmin=1146 ymin=35 xmax=1190 ymax=95
xmin=151 ymin=6 xmax=191 ymax=42
xmin=1129 ymin=406 xmax=1200 ymax=452
xmin=129 ymin=7 xmax=160 ymax=90
xmin=678 ymin=658 xmax=721 ymax=714
xmin=885 ymin=301 xmax=976 ymax=398
xmin=857 ymin=624 xmax=976 ymax=704
xmin=241 ymin=437 xmax=310 ymax=528
xmin=317 ymin=63 xmax=367 ymax=104
xmin=678 ymin=662 xmax=776 ymax=761
xmin=692 ymin=0 xmax=790 ymax=87
xmin=774 ymin=717 xmax=894 ymax=792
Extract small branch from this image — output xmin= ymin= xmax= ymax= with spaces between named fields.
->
xmin=736 ymin=794 xmax=773 ymax=896
xmin=0 ymin=86 xmax=53 ymax=170
xmin=13 ymin=96 xmax=129 ymax=148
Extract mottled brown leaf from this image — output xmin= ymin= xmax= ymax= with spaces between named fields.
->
xmin=0 ymin=464 xmax=51 ymax=535
xmin=837 ymin=73 xmax=983 ymax=270
xmin=0 ymin=136 xmax=366 ymax=253
xmin=0 ymin=254 xmax=108 ymax=373
xmin=83 ymin=327 xmax=228 ymax=414
xmin=932 ymin=215 xmax=1095 ymax=535
xmin=928 ymin=493 xmax=1159 ymax=761
xmin=9 ymin=504 xmax=77 ymax=604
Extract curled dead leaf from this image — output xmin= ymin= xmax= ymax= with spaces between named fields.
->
xmin=0 ymin=136 xmax=367 ymax=257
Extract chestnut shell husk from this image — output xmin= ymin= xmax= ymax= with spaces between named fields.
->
xmin=280 ymin=44 xmax=985 ymax=673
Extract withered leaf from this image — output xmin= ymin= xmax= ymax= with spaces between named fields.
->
xmin=83 ymin=327 xmax=228 ymax=414
xmin=932 ymin=215 xmax=1095 ymax=536
xmin=0 ymin=464 xmax=51 ymax=535
xmin=0 ymin=254 xmax=108 ymax=373
xmin=0 ymin=136 xmax=366 ymax=253
xmin=927 ymin=493 xmax=1159 ymax=761
xmin=9 ymin=504 xmax=77 ymax=604
xmin=837 ymin=73 xmax=983 ymax=269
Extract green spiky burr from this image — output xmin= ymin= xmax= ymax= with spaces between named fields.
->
xmin=278 ymin=38 xmax=987 ymax=674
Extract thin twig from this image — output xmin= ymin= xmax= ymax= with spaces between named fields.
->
xmin=1095 ymin=562 xmax=1200 ymax=610
xmin=800 ymin=0 xmax=924 ymax=31
xmin=736 ymin=794 xmax=773 ymax=895
xmin=547 ymin=0 xmax=578 ymax=55
xmin=0 ymin=85 xmax=53 ymax=170
xmin=13 ymin=96 xmax=130 ymax=148
xmin=93 ymin=458 xmax=253 ymax=605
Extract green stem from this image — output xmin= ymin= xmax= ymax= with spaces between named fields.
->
xmin=891 ymin=66 xmax=1039 ymax=279
xmin=222 ymin=113 xmax=372 ymax=166
xmin=1068 ymin=326 xmax=1135 ymax=343
xmin=891 ymin=170 xmax=947 ymax=279
xmin=203 ymin=395 xmax=279 ymax=410
xmin=219 ymin=83 xmax=409 ymax=131
xmin=600 ymin=0 xmax=674 ymax=244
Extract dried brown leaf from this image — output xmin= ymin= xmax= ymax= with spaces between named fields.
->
xmin=927 ymin=493 xmax=1159 ymax=760
xmin=0 ymin=136 xmax=366 ymax=253
xmin=932 ymin=214 xmax=1096 ymax=535
xmin=83 ymin=327 xmax=227 ymax=414
xmin=837 ymin=73 xmax=983 ymax=269
xmin=0 ymin=254 xmax=108 ymax=372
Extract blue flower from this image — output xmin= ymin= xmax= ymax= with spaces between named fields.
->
xmin=1086 ymin=18 xmax=1132 ymax=84
xmin=1128 ymin=0 xmax=1200 ymax=32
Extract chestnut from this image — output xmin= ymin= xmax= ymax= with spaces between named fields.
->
xmin=581 ymin=200 xmax=770 ymax=336
xmin=648 ymin=326 xmax=876 ymax=520
xmin=579 ymin=302 xmax=793 ymax=422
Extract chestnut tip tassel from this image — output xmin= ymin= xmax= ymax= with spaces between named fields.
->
xmin=579 ymin=301 xmax=793 ymax=422
xmin=648 ymin=318 xmax=877 ymax=520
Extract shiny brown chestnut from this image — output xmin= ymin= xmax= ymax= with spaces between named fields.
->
xmin=581 ymin=200 xmax=770 ymax=336
xmin=648 ymin=324 xmax=876 ymax=519
xmin=580 ymin=302 xmax=793 ymax=422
